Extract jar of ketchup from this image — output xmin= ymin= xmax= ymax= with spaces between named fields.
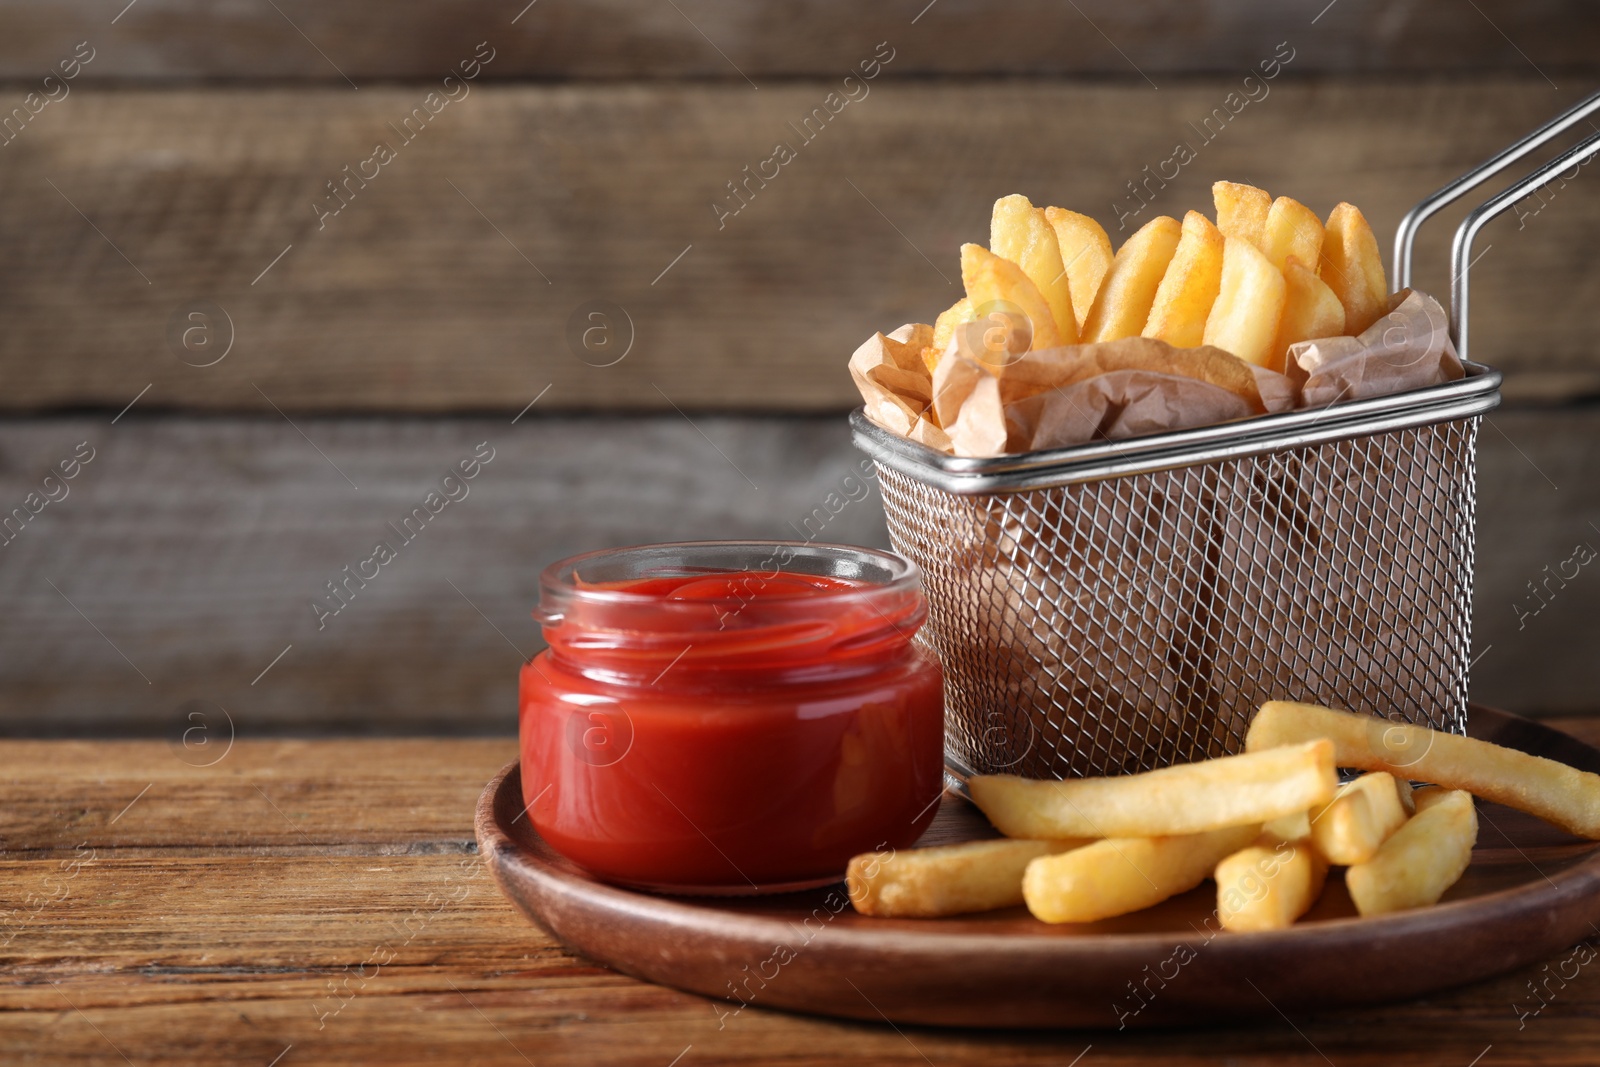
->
xmin=519 ymin=541 xmax=944 ymax=894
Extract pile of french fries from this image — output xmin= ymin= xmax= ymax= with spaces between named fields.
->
xmin=848 ymin=701 xmax=1600 ymax=929
xmin=926 ymin=182 xmax=1388 ymax=376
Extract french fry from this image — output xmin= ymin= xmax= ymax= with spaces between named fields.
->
xmin=1264 ymin=809 xmax=1312 ymax=841
xmin=1262 ymin=196 xmax=1324 ymax=274
xmin=1215 ymin=832 xmax=1327 ymax=932
xmin=1142 ymin=210 xmax=1225 ymax=348
xmin=968 ymin=740 xmax=1336 ymax=839
xmin=1268 ymin=257 xmax=1346 ymax=373
xmin=1308 ymin=771 xmax=1409 ymax=866
xmin=847 ymin=836 xmax=1093 ymax=918
xmin=1044 ymin=207 xmax=1114 ymax=331
xmin=1412 ymin=785 xmax=1454 ymax=813
xmin=1213 ymin=181 xmax=1271 ymax=251
xmin=960 ymin=243 xmax=1064 ymax=359
xmin=1023 ymin=825 xmax=1258 ymax=923
xmin=926 ymin=296 xmax=975 ymax=373
xmin=1319 ymin=202 xmax=1388 ymax=335
xmin=1246 ymin=701 xmax=1600 ymax=840
xmin=1201 ymin=235 xmax=1286 ymax=366
xmin=1345 ymin=789 xmax=1477 ymax=916
xmin=990 ymin=194 xmax=1080 ymax=345
xmin=1081 ymin=215 xmax=1182 ymax=343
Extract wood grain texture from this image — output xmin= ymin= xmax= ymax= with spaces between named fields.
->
xmin=0 ymin=409 xmax=1595 ymax=736
xmin=2 ymin=0 xmax=1594 ymax=81
xmin=1 ymin=79 xmax=1599 ymax=413
xmin=0 ymin=414 xmax=891 ymax=735
xmin=0 ymin=739 xmax=514 ymax=852
xmin=2 ymin=727 xmax=1599 ymax=1064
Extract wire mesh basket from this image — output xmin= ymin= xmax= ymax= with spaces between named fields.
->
xmin=854 ymin=373 xmax=1497 ymax=780
xmin=850 ymin=95 xmax=1600 ymax=779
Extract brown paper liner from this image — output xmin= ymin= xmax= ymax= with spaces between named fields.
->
xmin=1290 ymin=289 xmax=1464 ymax=407
xmin=853 ymin=288 xmax=1463 ymax=457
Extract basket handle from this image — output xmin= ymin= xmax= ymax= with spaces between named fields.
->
xmin=1451 ymin=130 xmax=1600 ymax=361
xmin=1393 ymin=90 xmax=1600 ymax=289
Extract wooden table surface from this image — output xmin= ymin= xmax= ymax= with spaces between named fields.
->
xmin=5 ymin=727 xmax=1600 ymax=1066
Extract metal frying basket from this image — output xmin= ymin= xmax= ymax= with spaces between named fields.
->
xmin=854 ymin=100 xmax=1600 ymax=781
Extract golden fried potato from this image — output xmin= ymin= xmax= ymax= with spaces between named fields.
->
xmin=1269 ymin=256 xmax=1346 ymax=372
xmin=1023 ymin=825 xmax=1258 ymax=924
xmin=959 ymin=243 xmax=1064 ymax=359
xmin=1044 ymin=207 xmax=1114 ymax=331
xmin=1263 ymin=809 xmax=1312 ymax=841
xmin=1213 ymin=181 xmax=1272 ymax=251
xmin=990 ymin=194 xmax=1079 ymax=345
xmin=1201 ymin=235 xmax=1286 ymax=366
xmin=1081 ymin=215 xmax=1182 ymax=343
xmin=1308 ymin=771 xmax=1410 ymax=866
xmin=1247 ymin=701 xmax=1600 ymax=840
xmin=1319 ymin=202 xmax=1388 ymax=335
xmin=926 ymin=297 xmax=975 ymax=373
xmin=1346 ymin=789 xmax=1477 ymax=916
xmin=969 ymin=740 xmax=1336 ymax=839
xmin=1142 ymin=210 xmax=1225 ymax=348
xmin=1412 ymin=784 xmax=1451 ymax=813
xmin=1262 ymin=196 xmax=1324 ymax=274
xmin=1215 ymin=833 xmax=1327 ymax=932
xmin=847 ymin=836 xmax=1094 ymax=918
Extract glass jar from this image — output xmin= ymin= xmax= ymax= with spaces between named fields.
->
xmin=518 ymin=541 xmax=944 ymax=894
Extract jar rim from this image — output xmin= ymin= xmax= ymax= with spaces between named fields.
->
xmin=537 ymin=540 xmax=920 ymax=618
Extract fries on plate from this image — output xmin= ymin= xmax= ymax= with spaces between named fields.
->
xmin=1413 ymin=784 xmax=1454 ymax=813
xmin=1345 ymin=788 xmax=1477 ymax=916
xmin=1216 ymin=832 xmax=1328 ymax=932
xmin=968 ymin=740 xmax=1336 ymax=839
xmin=1247 ymin=701 xmax=1600 ymax=839
xmin=846 ymin=696 xmax=1593 ymax=935
xmin=847 ymin=837 xmax=1094 ymax=918
xmin=1023 ymin=825 xmax=1258 ymax=924
xmin=1308 ymin=771 xmax=1410 ymax=866
xmin=1264 ymin=809 xmax=1312 ymax=841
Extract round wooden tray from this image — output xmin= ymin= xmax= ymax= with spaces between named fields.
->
xmin=475 ymin=705 xmax=1600 ymax=1028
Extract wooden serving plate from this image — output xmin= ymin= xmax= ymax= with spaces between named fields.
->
xmin=475 ymin=705 xmax=1600 ymax=1028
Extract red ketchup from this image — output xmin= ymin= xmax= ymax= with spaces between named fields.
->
xmin=518 ymin=542 xmax=944 ymax=893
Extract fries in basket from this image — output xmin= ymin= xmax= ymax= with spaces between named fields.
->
xmin=847 ymin=701 xmax=1600 ymax=929
xmin=850 ymin=181 xmax=1467 ymax=459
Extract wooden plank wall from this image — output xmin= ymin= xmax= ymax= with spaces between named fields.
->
xmin=5 ymin=1 xmax=1598 ymax=82
xmin=0 ymin=3 xmax=1596 ymax=412
xmin=0 ymin=0 xmax=1597 ymax=729
xmin=4 ymin=80 xmax=1600 ymax=413
xmin=0 ymin=411 xmax=1595 ymax=736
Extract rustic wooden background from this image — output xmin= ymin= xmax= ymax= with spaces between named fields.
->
xmin=1 ymin=0 xmax=1597 ymax=734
